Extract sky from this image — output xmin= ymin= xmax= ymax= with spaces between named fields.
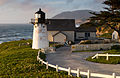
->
xmin=0 ymin=0 xmax=105 ymax=24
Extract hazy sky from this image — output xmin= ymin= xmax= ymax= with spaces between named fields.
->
xmin=0 ymin=0 xmax=105 ymax=24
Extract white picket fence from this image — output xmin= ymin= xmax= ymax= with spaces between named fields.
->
xmin=92 ymin=53 xmax=120 ymax=60
xmin=37 ymin=54 xmax=120 ymax=78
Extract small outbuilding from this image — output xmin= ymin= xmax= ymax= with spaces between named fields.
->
xmin=46 ymin=19 xmax=97 ymax=43
xmin=75 ymin=24 xmax=97 ymax=41
xmin=112 ymin=31 xmax=119 ymax=40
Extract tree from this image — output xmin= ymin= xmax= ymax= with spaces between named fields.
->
xmin=89 ymin=0 xmax=120 ymax=38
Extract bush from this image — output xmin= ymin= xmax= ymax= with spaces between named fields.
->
xmin=80 ymin=40 xmax=92 ymax=44
xmin=55 ymin=44 xmax=64 ymax=48
xmin=111 ymin=45 xmax=120 ymax=50
xmin=49 ymin=42 xmax=64 ymax=49
xmin=99 ymin=33 xmax=112 ymax=39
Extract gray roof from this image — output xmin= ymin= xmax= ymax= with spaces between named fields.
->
xmin=75 ymin=26 xmax=96 ymax=32
xmin=53 ymin=31 xmax=67 ymax=37
xmin=47 ymin=19 xmax=75 ymax=31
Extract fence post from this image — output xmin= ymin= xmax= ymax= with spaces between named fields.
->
xmin=46 ymin=62 xmax=48 ymax=69
xmin=37 ymin=56 xmax=39 ymax=61
xmin=77 ymin=68 xmax=80 ymax=77
xmin=87 ymin=70 xmax=90 ymax=78
xmin=96 ymin=53 xmax=98 ymax=59
xmin=106 ymin=53 xmax=109 ymax=60
xmin=56 ymin=65 xmax=58 ymax=72
xmin=112 ymin=73 xmax=116 ymax=78
xmin=39 ymin=59 xmax=41 ymax=63
xmin=41 ymin=60 xmax=43 ymax=65
xmin=68 ymin=67 xmax=71 ymax=76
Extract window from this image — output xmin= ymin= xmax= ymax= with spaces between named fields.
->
xmin=113 ymin=35 xmax=115 ymax=39
xmin=85 ymin=32 xmax=90 ymax=37
xmin=43 ymin=26 xmax=45 ymax=28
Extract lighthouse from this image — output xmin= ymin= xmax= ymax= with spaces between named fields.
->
xmin=31 ymin=8 xmax=49 ymax=50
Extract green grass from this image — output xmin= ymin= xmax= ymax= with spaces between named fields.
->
xmin=86 ymin=49 xmax=120 ymax=64
xmin=0 ymin=39 xmax=80 ymax=78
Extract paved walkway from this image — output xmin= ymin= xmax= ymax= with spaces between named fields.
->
xmin=46 ymin=46 xmax=120 ymax=76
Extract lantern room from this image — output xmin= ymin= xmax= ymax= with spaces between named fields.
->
xmin=34 ymin=8 xmax=45 ymax=24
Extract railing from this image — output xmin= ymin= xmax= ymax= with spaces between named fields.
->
xmin=37 ymin=52 xmax=120 ymax=78
xmin=31 ymin=19 xmax=37 ymax=24
xmin=92 ymin=53 xmax=120 ymax=60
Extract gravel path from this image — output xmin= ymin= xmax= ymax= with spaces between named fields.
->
xmin=46 ymin=46 xmax=120 ymax=76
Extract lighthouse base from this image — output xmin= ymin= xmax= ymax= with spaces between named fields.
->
xmin=32 ymin=24 xmax=49 ymax=51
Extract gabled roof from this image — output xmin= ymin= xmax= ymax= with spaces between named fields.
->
xmin=53 ymin=31 xmax=67 ymax=37
xmin=47 ymin=19 xmax=75 ymax=31
xmin=75 ymin=22 xmax=97 ymax=32
xmin=76 ymin=27 xmax=97 ymax=32
xmin=75 ymin=25 xmax=97 ymax=32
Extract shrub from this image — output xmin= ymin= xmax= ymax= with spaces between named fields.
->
xmin=99 ymin=33 xmax=112 ymax=39
xmin=55 ymin=44 xmax=64 ymax=48
xmin=111 ymin=45 xmax=120 ymax=50
xmin=80 ymin=40 xmax=92 ymax=44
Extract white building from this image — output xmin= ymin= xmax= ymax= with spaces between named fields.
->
xmin=32 ymin=9 xmax=49 ymax=49
xmin=46 ymin=19 xmax=96 ymax=43
xmin=75 ymin=25 xmax=96 ymax=41
xmin=47 ymin=19 xmax=75 ymax=43
xmin=112 ymin=31 xmax=119 ymax=40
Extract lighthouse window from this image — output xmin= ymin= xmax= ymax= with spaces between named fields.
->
xmin=35 ymin=14 xmax=41 ymax=18
xmin=43 ymin=26 xmax=45 ymax=28
xmin=38 ymin=14 xmax=41 ymax=18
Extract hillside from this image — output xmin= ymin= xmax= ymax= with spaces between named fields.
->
xmin=0 ymin=40 xmax=78 ymax=78
xmin=52 ymin=10 xmax=96 ymax=22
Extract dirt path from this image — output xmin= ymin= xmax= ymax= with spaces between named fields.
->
xmin=46 ymin=46 xmax=120 ymax=76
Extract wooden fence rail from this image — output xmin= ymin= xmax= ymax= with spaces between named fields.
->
xmin=37 ymin=55 xmax=120 ymax=78
xmin=92 ymin=53 xmax=120 ymax=60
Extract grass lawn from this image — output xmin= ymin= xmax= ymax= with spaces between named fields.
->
xmin=0 ymin=39 xmax=79 ymax=78
xmin=86 ymin=49 xmax=120 ymax=64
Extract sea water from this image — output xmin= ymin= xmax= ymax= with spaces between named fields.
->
xmin=0 ymin=24 xmax=33 ymax=43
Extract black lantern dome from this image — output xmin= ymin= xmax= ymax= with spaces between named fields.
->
xmin=35 ymin=8 xmax=45 ymax=23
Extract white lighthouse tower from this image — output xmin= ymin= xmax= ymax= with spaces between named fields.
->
xmin=32 ymin=8 xmax=49 ymax=50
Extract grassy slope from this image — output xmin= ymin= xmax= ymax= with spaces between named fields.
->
xmin=0 ymin=40 xmax=79 ymax=78
xmin=86 ymin=49 xmax=120 ymax=64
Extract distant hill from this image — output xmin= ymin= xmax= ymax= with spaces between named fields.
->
xmin=52 ymin=10 xmax=96 ymax=23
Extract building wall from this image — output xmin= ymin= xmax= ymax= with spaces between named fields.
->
xmin=89 ymin=32 xmax=96 ymax=39
xmin=47 ymin=31 xmax=74 ymax=42
xmin=54 ymin=33 xmax=66 ymax=42
xmin=76 ymin=32 xmax=96 ymax=40
xmin=48 ymin=31 xmax=59 ymax=42
xmin=76 ymin=32 xmax=85 ymax=39
xmin=62 ymin=31 xmax=74 ymax=42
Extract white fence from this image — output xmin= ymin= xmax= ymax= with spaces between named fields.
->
xmin=92 ymin=53 xmax=120 ymax=60
xmin=37 ymin=54 xmax=120 ymax=78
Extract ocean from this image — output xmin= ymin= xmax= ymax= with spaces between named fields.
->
xmin=0 ymin=24 xmax=33 ymax=44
